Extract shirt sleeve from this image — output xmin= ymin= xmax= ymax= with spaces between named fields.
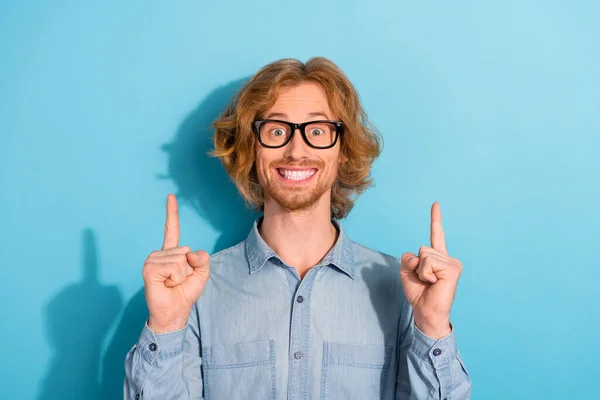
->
xmin=395 ymin=300 xmax=472 ymax=400
xmin=124 ymin=302 xmax=204 ymax=400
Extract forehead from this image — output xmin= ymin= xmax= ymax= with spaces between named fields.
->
xmin=265 ymin=81 xmax=333 ymax=119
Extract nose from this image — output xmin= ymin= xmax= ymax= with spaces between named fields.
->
xmin=283 ymin=127 xmax=311 ymax=160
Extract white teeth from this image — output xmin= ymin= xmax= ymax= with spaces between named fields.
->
xmin=279 ymin=169 xmax=316 ymax=181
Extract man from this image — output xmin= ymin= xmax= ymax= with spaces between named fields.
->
xmin=125 ymin=57 xmax=471 ymax=399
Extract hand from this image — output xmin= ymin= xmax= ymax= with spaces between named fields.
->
xmin=143 ymin=194 xmax=210 ymax=333
xmin=400 ymin=202 xmax=463 ymax=339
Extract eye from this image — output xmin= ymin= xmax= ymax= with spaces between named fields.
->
xmin=271 ymin=128 xmax=286 ymax=136
xmin=309 ymin=128 xmax=324 ymax=136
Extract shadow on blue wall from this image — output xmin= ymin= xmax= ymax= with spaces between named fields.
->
xmin=37 ymin=228 xmax=122 ymax=400
xmin=38 ymin=78 xmax=259 ymax=399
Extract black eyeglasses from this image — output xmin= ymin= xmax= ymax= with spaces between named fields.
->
xmin=252 ymin=119 xmax=343 ymax=149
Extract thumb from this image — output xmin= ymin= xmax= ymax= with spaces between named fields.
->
xmin=180 ymin=251 xmax=210 ymax=302
xmin=400 ymin=252 xmax=419 ymax=273
xmin=187 ymin=250 xmax=210 ymax=269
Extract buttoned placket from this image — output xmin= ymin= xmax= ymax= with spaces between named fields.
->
xmin=285 ymin=264 xmax=320 ymax=400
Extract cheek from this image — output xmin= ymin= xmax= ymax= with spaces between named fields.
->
xmin=325 ymin=151 xmax=341 ymax=176
xmin=256 ymin=160 xmax=268 ymax=182
xmin=255 ymin=149 xmax=273 ymax=181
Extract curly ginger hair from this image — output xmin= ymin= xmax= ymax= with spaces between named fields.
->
xmin=212 ymin=57 xmax=382 ymax=219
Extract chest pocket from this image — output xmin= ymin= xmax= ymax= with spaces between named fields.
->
xmin=202 ymin=339 xmax=276 ymax=400
xmin=320 ymin=341 xmax=393 ymax=400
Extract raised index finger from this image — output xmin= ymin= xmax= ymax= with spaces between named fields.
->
xmin=430 ymin=201 xmax=448 ymax=255
xmin=162 ymin=194 xmax=180 ymax=250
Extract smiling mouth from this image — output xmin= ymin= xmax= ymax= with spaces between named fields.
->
xmin=277 ymin=168 xmax=317 ymax=181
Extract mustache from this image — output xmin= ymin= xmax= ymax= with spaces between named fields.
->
xmin=269 ymin=160 xmax=324 ymax=169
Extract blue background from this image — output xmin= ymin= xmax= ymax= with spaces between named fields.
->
xmin=1 ymin=1 xmax=599 ymax=399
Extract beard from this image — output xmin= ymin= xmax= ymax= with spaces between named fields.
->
xmin=263 ymin=159 xmax=336 ymax=212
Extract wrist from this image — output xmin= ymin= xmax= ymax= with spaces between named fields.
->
xmin=147 ymin=317 xmax=187 ymax=334
xmin=414 ymin=315 xmax=451 ymax=340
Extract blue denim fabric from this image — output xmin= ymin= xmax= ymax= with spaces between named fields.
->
xmin=125 ymin=219 xmax=471 ymax=399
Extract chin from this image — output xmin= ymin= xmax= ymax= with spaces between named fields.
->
xmin=267 ymin=185 xmax=331 ymax=213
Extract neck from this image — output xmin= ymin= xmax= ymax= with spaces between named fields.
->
xmin=259 ymin=194 xmax=338 ymax=278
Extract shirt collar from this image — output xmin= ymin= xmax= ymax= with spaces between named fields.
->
xmin=245 ymin=217 xmax=355 ymax=279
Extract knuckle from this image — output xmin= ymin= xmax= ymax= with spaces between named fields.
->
xmin=180 ymin=246 xmax=192 ymax=253
xmin=148 ymin=250 xmax=160 ymax=259
xmin=450 ymin=257 xmax=462 ymax=269
xmin=142 ymin=264 xmax=154 ymax=279
xmin=451 ymin=269 xmax=461 ymax=280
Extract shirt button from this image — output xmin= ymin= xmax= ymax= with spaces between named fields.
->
xmin=296 ymin=296 xmax=304 ymax=303
xmin=149 ymin=343 xmax=157 ymax=352
xmin=433 ymin=348 xmax=442 ymax=356
xmin=294 ymin=351 xmax=302 ymax=360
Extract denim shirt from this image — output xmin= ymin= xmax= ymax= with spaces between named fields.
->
xmin=125 ymin=219 xmax=471 ymax=399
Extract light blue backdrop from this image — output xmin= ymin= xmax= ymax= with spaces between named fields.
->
xmin=1 ymin=1 xmax=598 ymax=399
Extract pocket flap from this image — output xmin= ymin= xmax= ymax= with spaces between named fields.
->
xmin=204 ymin=340 xmax=273 ymax=368
xmin=325 ymin=341 xmax=392 ymax=368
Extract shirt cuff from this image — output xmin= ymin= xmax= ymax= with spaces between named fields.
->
xmin=410 ymin=321 xmax=458 ymax=370
xmin=137 ymin=320 xmax=188 ymax=365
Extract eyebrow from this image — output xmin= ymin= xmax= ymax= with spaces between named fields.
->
xmin=264 ymin=111 xmax=331 ymax=120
